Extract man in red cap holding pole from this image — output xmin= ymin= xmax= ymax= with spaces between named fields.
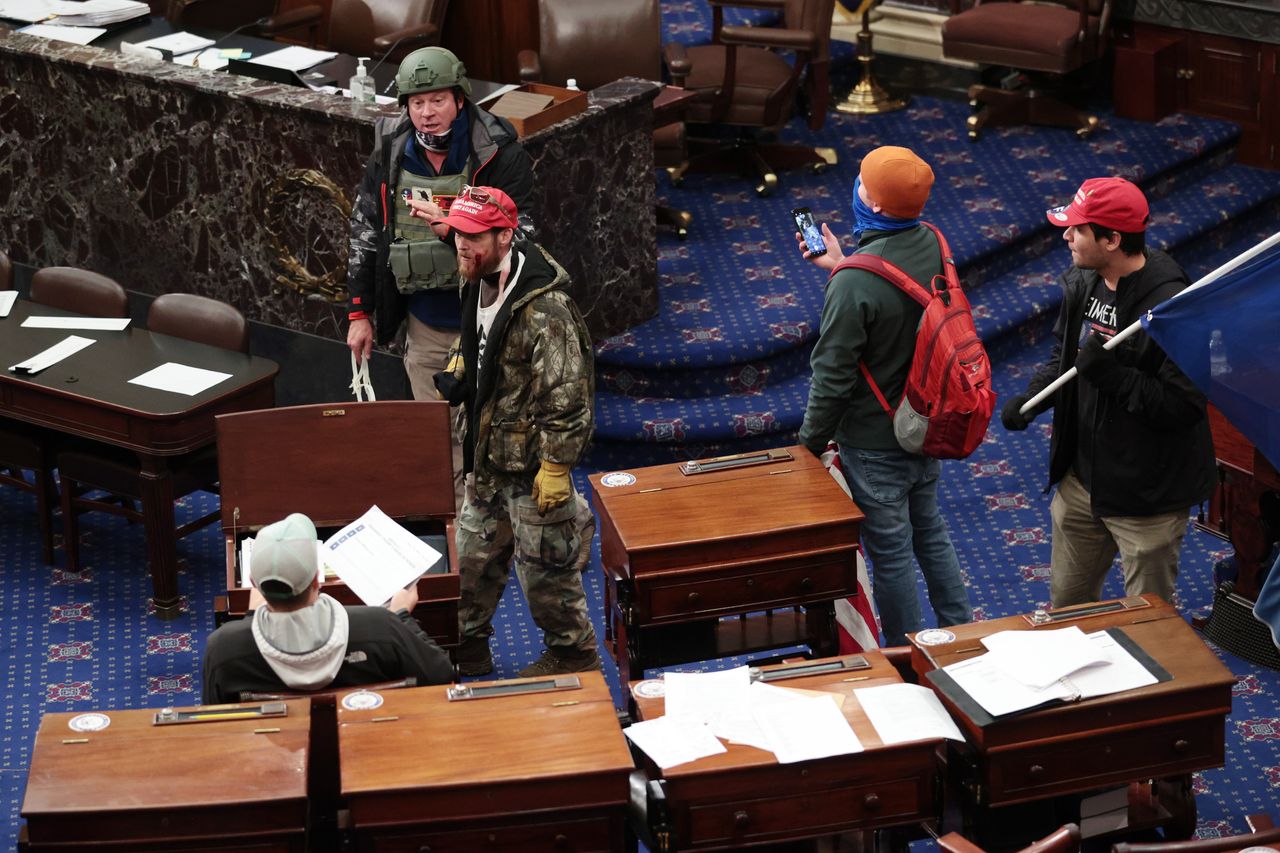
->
xmin=430 ymin=185 xmax=600 ymax=678
xmin=1002 ymin=177 xmax=1215 ymax=607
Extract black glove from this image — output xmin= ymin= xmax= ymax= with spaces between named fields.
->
xmin=432 ymin=370 xmax=466 ymax=406
xmin=1075 ymin=334 xmax=1125 ymax=391
xmin=1000 ymin=393 xmax=1033 ymax=431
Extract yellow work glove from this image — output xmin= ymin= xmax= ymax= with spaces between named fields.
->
xmin=532 ymin=460 xmax=573 ymax=514
xmin=443 ymin=346 xmax=463 ymax=377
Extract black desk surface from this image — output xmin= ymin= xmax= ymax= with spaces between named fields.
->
xmin=2 ymin=298 xmax=277 ymax=419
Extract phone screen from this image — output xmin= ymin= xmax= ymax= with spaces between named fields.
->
xmin=792 ymin=207 xmax=826 ymax=257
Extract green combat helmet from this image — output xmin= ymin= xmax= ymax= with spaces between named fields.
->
xmin=395 ymin=47 xmax=472 ymax=105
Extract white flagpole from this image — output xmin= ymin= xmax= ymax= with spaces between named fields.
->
xmin=1020 ymin=231 xmax=1280 ymax=415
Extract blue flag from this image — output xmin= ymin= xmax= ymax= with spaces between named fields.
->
xmin=1142 ymin=237 xmax=1280 ymax=650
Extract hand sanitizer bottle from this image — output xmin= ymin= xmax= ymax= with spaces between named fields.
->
xmin=565 ymin=78 xmax=580 ymax=91
xmin=350 ymin=57 xmax=375 ymax=104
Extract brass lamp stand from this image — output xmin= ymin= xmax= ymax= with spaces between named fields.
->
xmin=836 ymin=0 xmax=908 ymax=115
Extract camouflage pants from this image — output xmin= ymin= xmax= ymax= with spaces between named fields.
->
xmin=457 ymin=478 xmax=596 ymax=654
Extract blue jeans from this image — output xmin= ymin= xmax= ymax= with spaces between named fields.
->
xmin=839 ymin=445 xmax=972 ymax=646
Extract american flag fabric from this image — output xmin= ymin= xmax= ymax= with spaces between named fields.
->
xmin=821 ymin=442 xmax=881 ymax=652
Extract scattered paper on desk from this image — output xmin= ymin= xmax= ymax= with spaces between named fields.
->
xmin=1063 ymin=630 xmax=1158 ymax=699
xmin=134 ymin=31 xmax=215 ymax=55
xmin=0 ymin=0 xmax=54 ymax=22
xmin=980 ymin=626 xmax=1108 ymax=689
xmin=624 ymin=716 xmax=726 ymax=770
xmin=172 ymin=48 xmax=228 ymax=70
xmin=17 ymin=23 xmax=106 ymax=44
xmin=23 ymin=315 xmax=130 ymax=331
xmin=8 ymin=334 xmax=95 ymax=374
xmin=942 ymin=653 xmax=1076 ymax=717
xmin=250 ymin=45 xmax=337 ymax=72
xmin=129 ymin=362 xmax=231 ymax=396
xmin=321 ymin=505 xmax=441 ymax=606
xmin=0 ymin=291 xmax=16 ymax=318
xmin=663 ymin=666 xmax=752 ymax=724
xmin=708 ymin=681 xmax=842 ymax=752
xmin=751 ymin=695 xmax=863 ymax=764
xmin=50 ymin=0 xmax=146 ymax=25
xmin=854 ymin=683 xmax=964 ymax=744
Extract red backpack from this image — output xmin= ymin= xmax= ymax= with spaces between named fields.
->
xmin=828 ymin=223 xmax=995 ymax=459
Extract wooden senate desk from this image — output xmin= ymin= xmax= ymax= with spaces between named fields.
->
xmin=21 ymin=699 xmax=311 ymax=851
xmin=338 ymin=671 xmax=634 ymax=852
xmin=590 ymin=446 xmax=864 ymax=684
xmin=628 ymin=653 xmax=942 ymax=851
xmin=0 ymin=298 xmax=277 ymax=617
xmin=909 ymin=595 xmax=1235 ymax=842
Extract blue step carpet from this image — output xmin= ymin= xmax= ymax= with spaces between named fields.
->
xmin=4 ymin=58 xmax=1280 ymax=853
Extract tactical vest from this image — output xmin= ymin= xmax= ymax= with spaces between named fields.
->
xmin=388 ymin=165 xmax=470 ymax=294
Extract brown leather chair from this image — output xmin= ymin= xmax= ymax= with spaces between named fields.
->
xmin=57 ymin=294 xmax=250 ymax=573
xmin=942 ymin=0 xmax=1113 ymax=139
xmin=670 ymin=0 xmax=838 ymax=197
xmin=165 ymin=0 xmax=323 ymax=46
xmin=516 ymin=0 xmax=694 ymax=237
xmin=326 ymin=0 xmax=448 ymax=65
xmin=939 ymin=823 xmax=1081 ymax=853
xmin=29 ymin=267 xmax=128 ymax=319
xmin=1113 ymin=815 xmax=1279 ymax=853
xmin=2 ymin=266 xmax=129 ymax=565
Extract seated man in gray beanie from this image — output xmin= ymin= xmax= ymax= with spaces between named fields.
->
xmin=202 ymin=513 xmax=454 ymax=705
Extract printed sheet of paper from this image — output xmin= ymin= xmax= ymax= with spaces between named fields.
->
xmin=8 ymin=335 xmax=94 ymax=374
xmin=134 ymin=30 xmax=214 ymax=54
xmin=854 ymin=683 xmax=964 ymax=744
xmin=1066 ymin=631 xmax=1159 ymax=698
xmin=250 ymin=45 xmax=337 ymax=72
xmin=0 ymin=291 xmax=16 ymax=317
xmin=980 ymin=626 xmax=1109 ymax=689
xmin=942 ymin=653 xmax=1077 ymax=717
xmin=321 ymin=505 xmax=442 ymax=606
xmin=17 ymin=24 xmax=106 ymax=43
xmin=750 ymin=695 xmax=863 ymax=764
xmin=0 ymin=0 xmax=55 ymax=22
xmin=129 ymin=362 xmax=232 ymax=396
xmin=708 ymin=682 xmax=843 ymax=752
xmin=624 ymin=715 xmax=727 ymax=770
xmin=23 ymin=315 xmax=130 ymax=331
xmin=663 ymin=666 xmax=752 ymax=724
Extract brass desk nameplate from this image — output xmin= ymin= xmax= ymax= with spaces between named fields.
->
xmin=750 ymin=655 xmax=869 ymax=683
xmin=680 ymin=447 xmax=793 ymax=476
xmin=153 ymin=701 xmax=288 ymax=726
xmin=447 ymin=675 xmax=582 ymax=702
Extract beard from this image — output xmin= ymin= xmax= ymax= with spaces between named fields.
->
xmin=459 ymin=243 xmax=503 ymax=281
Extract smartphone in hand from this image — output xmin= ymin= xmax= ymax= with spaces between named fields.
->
xmin=792 ymin=207 xmax=826 ymax=257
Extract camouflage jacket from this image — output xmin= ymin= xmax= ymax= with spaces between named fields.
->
xmin=459 ymin=243 xmax=594 ymax=499
xmin=345 ymin=106 xmax=536 ymax=345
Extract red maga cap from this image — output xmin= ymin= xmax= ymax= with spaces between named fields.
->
xmin=1046 ymin=177 xmax=1149 ymax=232
xmin=435 ymin=185 xmax=519 ymax=234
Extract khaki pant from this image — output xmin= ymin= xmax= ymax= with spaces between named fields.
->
xmin=456 ymin=478 xmax=596 ymax=655
xmin=404 ymin=315 xmax=465 ymax=513
xmin=1049 ymin=469 xmax=1188 ymax=607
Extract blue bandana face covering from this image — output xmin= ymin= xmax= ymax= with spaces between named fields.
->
xmin=852 ymin=176 xmax=920 ymax=238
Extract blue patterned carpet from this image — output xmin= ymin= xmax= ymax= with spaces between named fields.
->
xmin=4 ymin=20 xmax=1280 ymax=844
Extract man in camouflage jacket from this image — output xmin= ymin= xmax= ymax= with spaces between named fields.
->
xmin=431 ymin=186 xmax=599 ymax=678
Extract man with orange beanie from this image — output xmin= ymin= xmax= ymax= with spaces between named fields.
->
xmin=797 ymin=146 xmax=972 ymax=646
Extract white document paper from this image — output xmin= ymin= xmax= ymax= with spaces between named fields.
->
xmin=17 ymin=23 xmax=106 ymax=43
xmin=751 ymin=695 xmax=863 ymax=764
xmin=173 ymin=48 xmax=229 ymax=70
xmin=128 ymin=362 xmax=232 ymax=396
xmin=250 ymin=45 xmax=338 ymax=72
xmin=320 ymin=505 xmax=442 ymax=606
xmin=0 ymin=291 xmax=16 ymax=317
xmin=0 ymin=0 xmax=53 ymax=23
xmin=1066 ymin=631 xmax=1159 ymax=698
xmin=52 ymin=0 xmax=146 ymax=24
xmin=8 ymin=335 xmax=95 ymax=374
xmin=708 ymin=682 xmax=842 ymax=752
xmin=854 ymin=683 xmax=965 ymax=744
xmin=134 ymin=31 xmax=215 ymax=54
xmin=624 ymin=716 xmax=726 ymax=770
xmin=981 ymin=626 xmax=1109 ymax=689
xmin=663 ymin=666 xmax=752 ymax=724
xmin=22 ymin=315 xmax=130 ymax=331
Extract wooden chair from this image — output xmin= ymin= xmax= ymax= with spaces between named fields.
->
xmin=669 ymin=0 xmax=838 ymax=197
xmin=1113 ymin=815 xmax=1280 ymax=853
xmin=939 ymin=823 xmax=1082 ymax=853
xmin=942 ymin=0 xmax=1114 ymax=139
xmin=326 ymin=0 xmax=448 ymax=65
xmin=57 ymin=294 xmax=249 ymax=572
xmin=2 ymin=266 xmax=129 ymax=565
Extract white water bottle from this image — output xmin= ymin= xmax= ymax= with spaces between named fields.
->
xmin=1209 ymin=329 xmax=1231 ymax=377
xmin=350 ymin=56 xmax=375 ymax=104
xmin=565 ymin=78 xmax=580 ymax=91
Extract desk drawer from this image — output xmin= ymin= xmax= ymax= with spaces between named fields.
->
xmin=643 ymin=558 xmax=852 ymax=623
xmin=987 ymin=716 xmax=1224 ymax=803
xmin=685 ymin=776 xmax=923 ymax=847
xmin=367 ymin=815 xmax=615 ymax=853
